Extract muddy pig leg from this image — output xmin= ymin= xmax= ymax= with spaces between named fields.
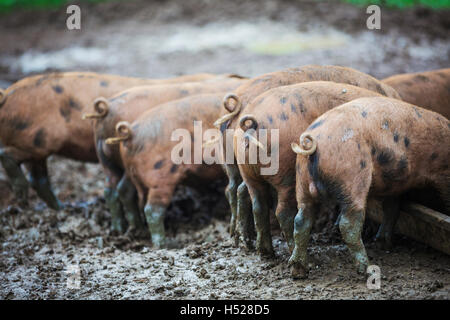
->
xmin=0 ymin=144 xmax=30 ymax=206
xmin=25 ymin=159 xmax=61 ymax=210
xmin=144 ymin=184 xmax=176 ymax=249
xmin=288 ymin=202 xmax=316 ymax=279
xmin=339 ymin=207 xmax=369 ymax=274
xmin=236 ymin=181 xmax=255 ymax=249
xmin=246 ymin=179 xmax=274 ymax=257
xmin=225 ymin=163 xmax=242 ymax=238
xmin=375 ymin=197 xmax=400 ymax=250
xmin=275 ymin=187 xmax=297 ymax=252
xmin=104 ymin=173 xmax=127 ymax=234
xmin=117 ymin=175 xmax=146 ymax=235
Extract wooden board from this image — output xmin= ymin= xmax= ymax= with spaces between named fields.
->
xmin=366 ymin=200 xmax=450 ymax=255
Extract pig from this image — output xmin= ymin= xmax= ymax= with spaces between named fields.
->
xmin=233 ymin=82 xmax=383 ymax=256
xmin=289 ymin=97 xmax=449 ymax=278
xmin=0 ymin=72 xmax=239 ymax=210
xmin=212 ymin=65 xmax=401 ymax=243
xmin=383 ymin=68 xmax=450 ymax=119
xmin=85 ymin=78 xmax=245 ymax=234
xmin=107 ymin=93 xmax=227 ymax=247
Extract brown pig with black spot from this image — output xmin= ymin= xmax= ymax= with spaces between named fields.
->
xmin=383 ymin=68 xmax=450 ymax=119
xmin=289 ymin=97 xmax=449 ymax=278
xmin=85 ymin=78 xmax=245 ymax=234
xmin=212 ymin=65 xmax=401 ymax=243
xmin=233 ymin=82 xmax=383 ymax=256
xmin=0 ymin=71 xmax=239 ymax=210
xmin=107 ymin=93 xmax=227 ymax=248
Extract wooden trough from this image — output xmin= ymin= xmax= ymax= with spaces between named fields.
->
xmin=367 ymin=201 xmax=450 ymax=255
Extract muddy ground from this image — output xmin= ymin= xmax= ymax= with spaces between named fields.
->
xmin=0 ymin=0 xmax=449 ymax=300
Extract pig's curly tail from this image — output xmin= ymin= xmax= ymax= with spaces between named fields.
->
xmin=291 ymin=133 xmax=317 ymax=156
xmin=213 ymin=93 xmax=242 ymax=128
xmin=82 ymin=97 xmax=109 ymax=120
xmin=105 ymin=121 xmax=131 ymax=145
xmin=0 ymin=89 xmax=6 ymax=106
xmin=239 ymin=114 xmax=265 ymax=150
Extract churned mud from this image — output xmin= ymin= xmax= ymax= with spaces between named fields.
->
xmin=0 ymin=0 xmax=449 ymax=299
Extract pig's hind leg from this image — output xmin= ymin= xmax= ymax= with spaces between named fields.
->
xmin=246 ymin=179 xmax=274 ymax=257
xmin=374 ymin=197 xmax=400 ymax=250
xmin=117 ymin=175 xmax=146 ymax=236
xmin=0 ymin=144 xmax=31 ymax=206
xmin=224 ymin=163 xmax=243 ymax=239
xmin=275 ymin=187 xmax=297 ymax=252
xmin=25 ymin=159 xmax=61 ymax=210
xmin=236 ymin=181 xmax=255 ymax=249
xmin=104 ymin=171 xmax=127 ymax=234
xmin=144 ymin=183 xmax=177 ymax=249
xmin=288 ymin=201 xmax=317 ymax=279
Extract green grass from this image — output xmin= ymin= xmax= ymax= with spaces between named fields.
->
xmin=0 ymin=0 xmax=114 ymax=12
xmin=1 ymin=0 xmax=449 ymax=12
xmin=344 ymin=0 xmax=450 ymax=9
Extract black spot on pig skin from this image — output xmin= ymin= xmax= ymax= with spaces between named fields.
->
xmin=60 ymin=105 xmax=71 ymax=123
xmin=279 ymin=112 xmax=288 ymax=121
xmin=267 ymin=115 xmax=273 ymax=124
xmin=360 ymin=160 xmax=366 ymax=169
xmin=382 ymin=156 xmax=408 ymax=183
xmin=68 ymin=98 xmax=82 ymax=111
xmin=154 ymin=160 xmax=164 ymax=169
xmin=52 ymin=85 xmax=64 ymax=94
xmin=393 ymin=132 xmax=399 ymax=143
xmin=280 ymin=97 xmax=287 ymax=105
xmin=9 ymin=117 xmax=30 ymax=131
xmin=170 ymin=164 xmax=178 ymax=173
xmin=308 ymin=119 xmax=324 ymax=130
xmin=377 ymin=149 xmax=394 ymax=166
xmin=290 ymin=103 xmax=297 ymax=114
xmin=371 ymin=147 xmax=376 ymax=156
xmin=33 ymin=129 xmax=46 ymax=148
xmin=307 ymin=150 xmax=351 ymax=206
xmin=100 ymin=81 xmax=109 ymax=87
xmin=430 ymin=152 xmax=438 ymax=161
xmin=404 ymin=137 xmax=410 ymax=148
xmin=361 ymin=111 xmax=367 ymax=118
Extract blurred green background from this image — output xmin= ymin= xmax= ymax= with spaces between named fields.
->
xmin=0 ymin=0 xmax=449 ymax=12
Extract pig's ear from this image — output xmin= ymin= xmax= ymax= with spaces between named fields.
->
xmin=291 ymin=133 xmax=317 ymax=156
xmin=0 ymin=88 xmax=6 ymax=106
xmin=213 ymin=93 xmax=242 ymax=128
xmin=82 ymin=97 xmax=109 ymax=120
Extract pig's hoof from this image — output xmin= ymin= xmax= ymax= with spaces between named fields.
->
xmin=374 ymin=236 xmax=393 ymax=251
xmin=126 ymin=227 xmax=149 ymax=240
xmin=47 ymin=199 xmax=62 ymax=211
xmin=290 ymin=262 xmax=308 ymax=280
xmin=244 ymin=239 xmax=255 ymax=251
xmin=232 ymin=233 xmax=240 ymax=248
xmin=356 ymin=262 xmax=368 ymax=275
xmin=151 ymin=234 xmax=166 ymax=249
xmin=109 ymin=229 xmax=121 ymax=237
xmin=257 ymin=247 xmax=275 ymax=259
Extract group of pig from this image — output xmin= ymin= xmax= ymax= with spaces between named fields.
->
xmin=0 ymin=65 xmax=448 ymax=278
